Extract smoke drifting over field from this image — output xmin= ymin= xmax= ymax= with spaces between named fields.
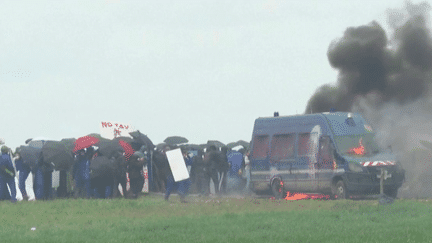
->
xmin=306 ymin=1 xmax=432 ymax=198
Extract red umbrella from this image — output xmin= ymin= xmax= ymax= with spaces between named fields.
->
xmin=118 ymin=139 xmax=134 ymax=160
xmin=73 ymin=136 xmax=100 ymax=152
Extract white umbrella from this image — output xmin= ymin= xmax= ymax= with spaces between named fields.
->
xmin=231 ymin=145 xmax=244 ymax=151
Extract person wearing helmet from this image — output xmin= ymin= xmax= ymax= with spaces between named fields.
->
xmin=0 ymin=146 xmax=16 ymax=202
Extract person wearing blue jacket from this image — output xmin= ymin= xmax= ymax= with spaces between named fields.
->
xmin=177 ymin=150 xmax=193 ymax=202
xmin=15 ymin=151 xmax=31 ymax=201
xmin=164 ymin=148 xmax=192 ymax=203
xmin=73 ymin=149 xmax=91 ymax=198
xmin=0 ymin=146 xmax=16 ymax=202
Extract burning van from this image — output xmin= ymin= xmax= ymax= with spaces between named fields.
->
xmin=248 ymin=112 xmax=405 ymax=199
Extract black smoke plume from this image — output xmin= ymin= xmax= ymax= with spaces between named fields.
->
xmin=306 ymin=1 xmax=432 ymax=198
xmin=305 ymin=1 xmax=432 ymax=113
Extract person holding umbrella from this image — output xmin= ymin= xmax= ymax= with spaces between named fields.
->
xmin=33 ymin=152 xmax=54 ymax=200
xmin=191 ymin=149 xmax=209 ymax=197
xmin=204 ymin=145 xmax=220 ymax=196
xmin=219 ymin=146 xmax=230 ymax=195
xmin=14 ymin=149 xmax=30 ymax=201
xmin=0 ymin=146 xmax=16 ymax=202
xmin=127 ymin=151 xmax=147 ymax=199
xmin=73 ymin=149 xmax=91 ymax=199
xmin=90 ymin=148 xmax=114 ymax=199
xmin=112 ymin=151 xmax=128 ymax=198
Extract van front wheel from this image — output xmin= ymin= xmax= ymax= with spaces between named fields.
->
xmin=334 ymin=180 xmax=348 ymax=199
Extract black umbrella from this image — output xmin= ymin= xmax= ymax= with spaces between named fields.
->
xmin=60 ymin=138 xmax=76 ymax=151
xmin=180 ymin=144 xmax=206 ymax=151
xmin=89 ymin=155 xmax=116 ymax=179
xmin=164 ymin=136 xmax=188 ymax=145
xmin=207 ymin=140 xmax=225 ymax=148
xmin=42 ymin=141 xmax=74 ymax=171
xmin=97 ymin=139 xmax=122 ymax=158
xmin=19 ymin=145 xmax=41 ymax=169
xmin=130 ymin=131 xmax=155 ymax=150
xmin=156 ymin=142 xmax=167 ymax=151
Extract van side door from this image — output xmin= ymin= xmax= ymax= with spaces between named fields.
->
xmin=295 ymin=132 xmax=319 ymax=192
xmin=317 ymin=135 xmax=336 ymax=192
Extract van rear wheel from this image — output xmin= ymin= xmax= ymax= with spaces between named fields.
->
xmin=334 ymin=180 xmax=348 ymax=200
xmin=271 ymin=178 xmax=286 ymax=199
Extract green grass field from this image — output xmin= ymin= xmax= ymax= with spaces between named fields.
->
xmin=1 ymin=194 xmax=431 ymax=243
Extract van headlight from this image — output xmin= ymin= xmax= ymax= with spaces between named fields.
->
xmin=348 ymin=162 xmax=364 ymax=173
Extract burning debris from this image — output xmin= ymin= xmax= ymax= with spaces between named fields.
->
xmin=306 ymin=1 xmax=432 ymax=198
xmin=273 ymin=192 xmax=330 ymax=201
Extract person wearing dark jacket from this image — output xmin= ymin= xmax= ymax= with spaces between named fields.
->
xmin=33 ymin=153 xmax=53 ymax=200
xmin=191 ymin=149 xmax=209 ymax=196
xmin=0 ymin=146 xmax=16 ymax=202
xmin=73 ymin=149 xmax=91 ymax=198
xmin=127 ymin=151 xmax=147 ymax=198
xmin=218 ymin=147 xmax=230 ymax=195
xmin=112 ymin=152 xmax=127 ymax=198
xmin=15 ymin=151 xmax=30 ymax=201
xmin=90 ymin=150 xmax=114 ymax=199
xmin=204 ymin=145 xmax=220 ymax=195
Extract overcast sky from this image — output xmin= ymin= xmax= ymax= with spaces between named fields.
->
xmin=0 ymin=0 xmax=421 ymax=150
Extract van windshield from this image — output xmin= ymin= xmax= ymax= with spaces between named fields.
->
xmin=333 ymin=133 xmax=380 ymax=156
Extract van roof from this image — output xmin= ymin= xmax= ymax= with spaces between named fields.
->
xmin=255 ymin=112 xmax=364 ymax=123
xmin=254 ymin=112 xmax=370 ymax=136
xmin=257 ymin=112 xmax=358 ymax=119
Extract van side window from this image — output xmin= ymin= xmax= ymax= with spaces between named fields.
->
xmin=270 ymin=134 xmax=295 ymax=160
xmin=252 ymin=135 xmax=270 ymax=159
xmin=298 ymin=132 xmax=319 ymax=156
xmin=271 ymin=134 xmax=295 ymax=161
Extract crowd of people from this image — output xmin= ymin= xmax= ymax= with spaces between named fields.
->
xmin=0 ymin=142 xmax=250 ymax=203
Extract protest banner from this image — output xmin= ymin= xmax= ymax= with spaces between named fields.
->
xmin=100 ymin=121 xmax=135 ymax=139
xmin=166 ymin=148 xmax=189 ymax=182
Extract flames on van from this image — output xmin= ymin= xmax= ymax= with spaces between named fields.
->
xmin=347 ymin=138 xmax=365 ymax=156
